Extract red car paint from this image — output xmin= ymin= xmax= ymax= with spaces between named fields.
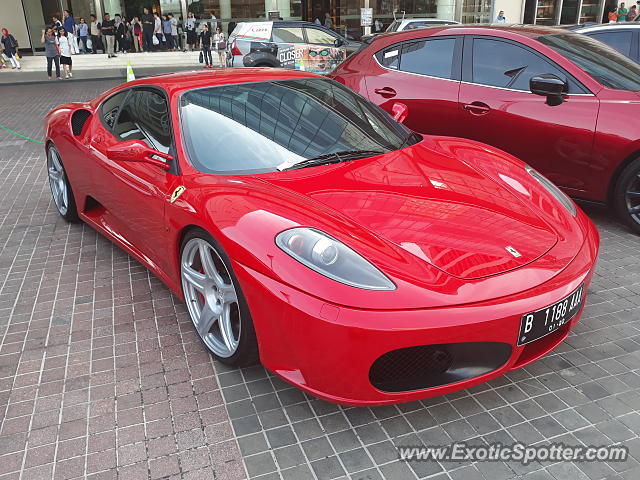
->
xmin=330 ymin=25 xmax=640 ymax=205
xmin=45 ymin=69 xmax=599 ymax=405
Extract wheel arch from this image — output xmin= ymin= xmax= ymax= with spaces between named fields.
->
xmin=607 ymin=149 xmax=640 ymax=205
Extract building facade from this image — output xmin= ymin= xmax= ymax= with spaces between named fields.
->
xmin=2 ymin=0 xmax=611 ymax=53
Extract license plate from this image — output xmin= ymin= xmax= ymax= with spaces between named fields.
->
xmin=518 ymin=284 xmax=585 ymax=346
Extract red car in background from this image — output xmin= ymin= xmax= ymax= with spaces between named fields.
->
xmin=331 ymin=26 xmax=640 ymax=234
xmin=45 ymin=70 xmax=598 ymax=405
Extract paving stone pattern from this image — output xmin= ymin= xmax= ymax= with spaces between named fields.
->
xmin=1 ymin=80 xmax=640 ymax=480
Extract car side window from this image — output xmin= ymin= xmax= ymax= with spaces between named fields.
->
xmin=587 ymin=31 xmax=633 ymax=57
xmin=399 ymin=38 xmax=456 ymax=79
xmin=101 ymin=90 xmax=129 ymax=129
xmin=472 ymin=38 xmax=569 ymax=92
xmin=305 ymin=27 xmax=337 ymax=45
xmin=405 ymin=22 xmax=430 ymax=30
xmin=272 ymin=27 xmax=304 ymax=44
xmin=375 ymin=45 xmax=400 ymax=69
xmin=113 ymin=89 xmax=172 ymax=153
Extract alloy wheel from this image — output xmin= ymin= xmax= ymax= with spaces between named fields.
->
xmin=626 ymin=172 xmax=640 ymax=226
xmin=181 ymin=237 xmax=241 ymax=358
xmin=47 ymin=147 xmax=69 ymax=216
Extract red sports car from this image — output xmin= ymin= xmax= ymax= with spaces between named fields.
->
xmin=45 ymin=69 xmax=599 ymax=405
xmin=330 ymin=25 xmax=640 ymax=234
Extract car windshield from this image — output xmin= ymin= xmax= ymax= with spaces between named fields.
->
xmin=386 ymin=21 xmax=401 ymax=32
xmin=179 ymin=78 xmax=419 ymax=174
xmin=537 ymin=33 xmax=640 ymax=91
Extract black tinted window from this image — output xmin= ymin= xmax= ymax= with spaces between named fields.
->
xmin=472 ymin=38 xmax=569 ymax=91
xmin=538 ymin=33 xmax=640 ymax=91
xmin=180 ymin=79 xmax=418 ymax=174
xmin=587 ymin=31 xmax=633 ymax=56
xmin=113 ymin=89 xmax=172 ymax=153
xmin=101 ymin=91 xmax=128 ymax=129
xmin=399 ymin=38 xmax=456 ymax=79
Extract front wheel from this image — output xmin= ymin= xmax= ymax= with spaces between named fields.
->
xmin=180 ymin=230 xmax=259 ymax=366
xmin=47 ymin=144 xmax=79 ymax=222
xmin=614 ymin=158 xmax=640 ymax=235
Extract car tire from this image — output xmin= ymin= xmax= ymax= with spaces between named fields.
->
xmin=47 ymin=144 xmax=80 ymax=223
xmin=180 ymin=229 xmax=260 ymax=366
xmin=614 ymin=157 xmax=640 ymax=235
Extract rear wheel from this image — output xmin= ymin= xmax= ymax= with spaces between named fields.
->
xmin=614 ymin=157 xmax=640 ymax=234
xmin=180 ymin=229 xmax=259 ymax=366
xmin=47 ymin=144 xmax=79 ymax=222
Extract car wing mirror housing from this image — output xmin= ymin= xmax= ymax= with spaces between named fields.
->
xmin=106 ymin=139 xmax=173 ymax=170
xmin=392 ymin=102 xmax=409 ymax=124
xmin=530 ymin=74 xmax=566 ymax=106
xmin=334 ymin=38 xmax=344 ymax=47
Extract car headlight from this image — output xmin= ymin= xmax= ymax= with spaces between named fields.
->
xmin=526 ymin=166 xmax=576 ymax=216
xmin=275 ymin=228 xmax=396 ymax=291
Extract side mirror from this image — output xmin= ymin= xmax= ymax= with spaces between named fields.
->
xmin=333 ymin=38 xmax=344 ymax=48
xmin=391 ymin=102 xmax=409 ymax=124
xmin=530 ymin=74 xmax=566 ymax=106
xmin=106 ymin=139 xmax=173 ymax=170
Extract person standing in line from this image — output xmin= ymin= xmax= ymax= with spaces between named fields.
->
xmin=90 ymin=14 xmax=101 ymax=53
xmin=0 ymin=28 xmax=21 ymax=70
xmin=154 ymin=13 xmax=163 ymax=50
xmin=213 ymin=26 xmax=225 ymax=67
xmin=185 ymin=12 xmax=197 ymax=51
xmin=495 ymin=10 xmax=506 ymax=23
xmin=629 ymin=4 xmax=638 ymax=20
xmin=131 ymin=17 xmax=142 ymax=52
xmin=114 ymin=14 xmax=125 ymax=53
xmin=618 ymin=2 xmax=629 ymax=21
xmin=52 ymin=16 xmax=62 ymax=29
xmin=77 ymin=18 xmax=89 ymax=53
xmin=62 ymin=9 xmax=77 ymax=53
xmin=324 ymin=12 xmax=333 ymax=29
xmin=141 ymin=7 xmax=154 ymax=52
xmin=162 ymin=15 xmax=173 ymax=50
xmin=57 ymin=27 xmax=73 ymax=78
xmin=169 ymin=14 xmax=179 ymax=51
xmin=101 ymin=13 xmax=116 ymax=58
xmin=42 ymin=28 xmax=61 ymax=79
xmin=200 ymin=23 xmax=212 ymax=68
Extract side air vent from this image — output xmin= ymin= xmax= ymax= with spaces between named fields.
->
xmin=71 ymin=109 xmax=92 ymax=136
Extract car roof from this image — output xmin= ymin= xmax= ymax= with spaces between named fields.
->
xmin=369 ymin=24 xmax=569 ymax=44
xmin=579 ymin=23 xmax=640 ymax=32
xmin=112 ymin=68 xmax=323 ymax=96
xmin=235 ymin=21 xmax=321 ymax=28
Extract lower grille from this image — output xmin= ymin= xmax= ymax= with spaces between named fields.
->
xmin=369 ymin=342 xmax=511 ymax=393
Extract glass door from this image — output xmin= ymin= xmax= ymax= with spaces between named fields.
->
xmin=580 ymin=0 xmax=602 ymax=22
xmin=560 ymin=0 xmax=580 ymax=23
xmin=460 ymin=0 xmax=492 ymax=24
xmin=535 ymin=0 xmax=558 ymax=25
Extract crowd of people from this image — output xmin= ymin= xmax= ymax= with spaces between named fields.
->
xmin=609 ymin=2 xmax=638 ymax=22
xmin=1 ymin=7 xmax=229 ymax=78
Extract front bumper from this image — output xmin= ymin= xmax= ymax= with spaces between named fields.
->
xmin=234 ymin=220 xmax=599 ymax=406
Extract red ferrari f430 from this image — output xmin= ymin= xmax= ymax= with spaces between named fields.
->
xmin=44 ymin=69 xmax=599 ymax=405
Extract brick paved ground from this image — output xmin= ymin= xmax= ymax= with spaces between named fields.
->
xmin=0 ymin=80 xmax=640 ymax=480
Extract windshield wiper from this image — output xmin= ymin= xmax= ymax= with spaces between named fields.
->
xmin=281 ymin=150 xmax=384 ymax=171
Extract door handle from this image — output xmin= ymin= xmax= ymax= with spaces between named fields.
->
xmin=374 ymin=87 xmax=397 ymax=98
xmin=463 ymin=102 xmax=490 ymax=115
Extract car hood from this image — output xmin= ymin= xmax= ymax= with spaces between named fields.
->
xmin=258 ymin=141 xmax=558 ymax=280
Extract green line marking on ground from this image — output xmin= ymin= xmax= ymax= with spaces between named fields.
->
xmin=0 ymin=124 xmax=45 ymax=144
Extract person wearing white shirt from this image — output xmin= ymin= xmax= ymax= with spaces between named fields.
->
xmin=58 ymin=27 xmax=73 ymax=78
xmin=495 ymin=10 xmax=506 ymax=23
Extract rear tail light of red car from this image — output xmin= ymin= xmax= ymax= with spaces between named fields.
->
xmin=231 ymin=39 xmax=242 ymax=56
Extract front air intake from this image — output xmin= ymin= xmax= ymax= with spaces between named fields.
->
xmin=369 ymin=342 xmax=512 ymax=393
xmin=70 ymin=109 xmax=91 ymax=136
